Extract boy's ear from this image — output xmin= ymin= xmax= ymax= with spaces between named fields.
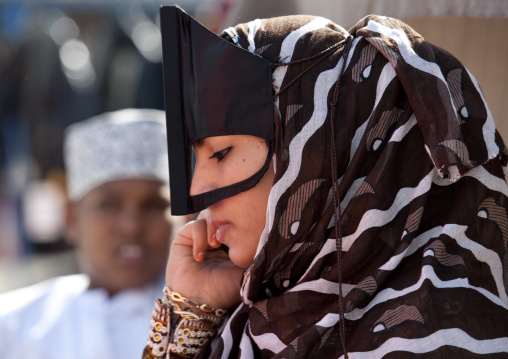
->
xmin=64 ymin=201 xmax=79 ymax=245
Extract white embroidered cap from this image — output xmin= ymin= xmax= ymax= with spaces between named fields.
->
xmin=64 ymin=108 xmax=169 ymax=201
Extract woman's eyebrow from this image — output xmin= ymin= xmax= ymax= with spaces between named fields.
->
xmin=193 ymin=139 xmax=205 ymax=148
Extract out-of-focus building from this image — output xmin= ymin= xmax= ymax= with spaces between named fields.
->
xmin=0 ymin=0 xmax=231 ymax=293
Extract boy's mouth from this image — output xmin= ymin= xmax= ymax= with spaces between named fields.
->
xmin=118 ymin=243 xmax=144 ymax=261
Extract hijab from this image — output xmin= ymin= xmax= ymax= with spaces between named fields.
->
xmin=197 ymin=14 xmax=508 ymax=358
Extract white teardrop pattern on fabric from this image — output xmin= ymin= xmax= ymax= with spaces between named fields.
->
xmin=278 ymin=178 xmax=326 ymax=239
xmin=366 ymin=107 xmax=404 ymax=153
xmin=477 ymin=197 xmax=508 ymax=248
xmin=447 ymin=68 xmax=469 ymax=124
xmin=401 ymin=206 xmax=424 ymax=240
xmin=370 ymin=305 xmax=425 ymax=334
xmin=423 ymin=240 xmax=465 ymax=267
xmin=352 ymin=44 xmax=377 ymax=82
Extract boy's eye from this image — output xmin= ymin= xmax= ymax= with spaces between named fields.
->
xmin=96 ymin=199 xmax=120 ymax=211
xmin=144 ymin=199 xmax=170 ymax=212
xmin=209 ymin=147 xmax=232 ymax=162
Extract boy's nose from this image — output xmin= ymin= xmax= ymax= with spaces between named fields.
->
xmin=118 ymin=207 xmax=143 ymax=236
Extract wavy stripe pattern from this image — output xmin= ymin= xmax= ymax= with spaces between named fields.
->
xmin=142 ymin=14 xmax=508 ymax=359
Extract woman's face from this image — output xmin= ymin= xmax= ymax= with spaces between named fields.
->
xmin=190 ymin=135 xmax=274 ymax=268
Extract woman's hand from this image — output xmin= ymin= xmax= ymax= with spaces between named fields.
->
xmin=165 ymin=210 xmax=244 ymax=309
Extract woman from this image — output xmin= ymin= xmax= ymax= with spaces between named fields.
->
xmin=143 ymin=7 xmax=508 ymax=358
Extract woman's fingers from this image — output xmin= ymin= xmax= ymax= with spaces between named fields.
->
xmin=165 ymin=215 xmax=243 ymax=309
xmin=197 ymin=209 xmax=221 ymax=248
xmin=172 ymin=217 xmax=222 ymax=262
xmin=188 ymin=219 xmax=209 ymax=262
xmin=208 ymin=227 xmax=221 ymax=248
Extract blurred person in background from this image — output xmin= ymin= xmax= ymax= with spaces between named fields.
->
xmin=0 ymin=108 xmax=175 ymax=359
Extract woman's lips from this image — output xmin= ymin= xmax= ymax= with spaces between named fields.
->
xmin=211 ymin=220 xmax=231 ymax=243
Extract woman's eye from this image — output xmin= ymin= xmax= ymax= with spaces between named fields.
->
xmin=209 ymin=147 xmax=232 ymax=162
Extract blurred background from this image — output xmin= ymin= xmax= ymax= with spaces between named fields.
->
xmin=1 ymin=0 xmax=507 ymax=293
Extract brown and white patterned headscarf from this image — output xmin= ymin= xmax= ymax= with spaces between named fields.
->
xmin=197 ymin=15 xmax=508 ymax=358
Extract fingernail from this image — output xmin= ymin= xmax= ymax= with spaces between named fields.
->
xmin=196 ymin=252 xmax=205 ymax=262
xmin=210 ymin=234 xmax=220 ymax=247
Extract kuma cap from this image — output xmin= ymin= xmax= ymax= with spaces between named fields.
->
xmin=64 ymin=108 xmax=169 ymax=201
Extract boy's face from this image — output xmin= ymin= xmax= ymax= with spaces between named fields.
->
xmin=66 ymin=178 xmax=172 ymax=296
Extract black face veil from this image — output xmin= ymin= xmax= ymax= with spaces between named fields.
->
xmin=160 ymin=6 xmax=274 ymax=215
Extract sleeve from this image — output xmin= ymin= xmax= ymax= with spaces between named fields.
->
xmin=142 ymin=297 xmax=224 ymax=359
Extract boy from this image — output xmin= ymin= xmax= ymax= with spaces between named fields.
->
xmin=0 ymin=108 xmax=175 ymax=359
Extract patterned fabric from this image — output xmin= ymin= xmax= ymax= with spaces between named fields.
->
xmin=64 ymin=108 xmax=168 ymax=200
xmin=144 ymin=299 xmax=170 ymax=359
xmin=142 ymin=296 xmax=225 ymax=359
xmin=161 ymin=14 xmax=508 ymax=358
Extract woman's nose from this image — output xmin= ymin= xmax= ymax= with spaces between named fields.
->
xmin=189 ymin=165 xmax=217 ymax=196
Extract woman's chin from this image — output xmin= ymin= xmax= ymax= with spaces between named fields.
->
xmin=229 ymin=250 xmax=255 ymax=269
